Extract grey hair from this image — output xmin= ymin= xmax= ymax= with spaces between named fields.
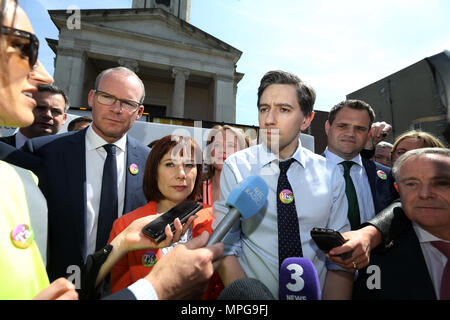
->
xmin=94 ymin=66 xmax=146 ymax=103
xmin=392 ymin=147 xmax=450 ymax=181
xmin=376 ymin=141 xmax=393 ymax=149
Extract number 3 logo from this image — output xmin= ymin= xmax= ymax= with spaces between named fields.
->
xmin=286 ymin=263 xmax=305 ymax=292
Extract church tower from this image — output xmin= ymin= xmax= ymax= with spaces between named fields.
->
xmin=132 ymin=0 xmax=191 ymax=22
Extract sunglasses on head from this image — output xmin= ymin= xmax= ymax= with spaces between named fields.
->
xmin=1 ymin=25 xmax=39 ymax=67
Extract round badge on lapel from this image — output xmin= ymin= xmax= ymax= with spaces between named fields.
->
xmin=11 ymin=224 xmax=34 ymax=249
xmin=377 ymin=170 xmax=387 ymax=180
xmin=142 ymin=251 xmax=157 ymax=268
xmin=279 ymin=189 xmax=294 ymax=204
xmin=129 ymin=163 xmax=139 ymax=175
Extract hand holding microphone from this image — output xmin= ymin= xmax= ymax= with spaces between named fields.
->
xmin=279 ymin=257 xmax=321 ymax=300
xmin=207 ymin=175 xmax=269 ymax=246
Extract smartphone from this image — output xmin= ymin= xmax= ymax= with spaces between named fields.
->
xmin=310 ymin=227 xmax=352 ymax=260
xmin=142 ymin=200 xmax=203 ymax=242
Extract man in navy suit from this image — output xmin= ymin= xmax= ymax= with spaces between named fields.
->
xmin=354 ymin=148 xmax=450 ymax=300
xmin=322 ymin=100 xmax=398 ymax=232
xmin=21 ymin=67 xmax=150 ymax=283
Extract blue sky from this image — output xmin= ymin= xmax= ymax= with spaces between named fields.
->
xmin=22 ymin=0 xmax=450 ymax=126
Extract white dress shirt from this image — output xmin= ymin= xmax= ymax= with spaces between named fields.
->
xmin=324 ymin=148 xmax=376 ymax=224
xmin=413 ymin=223 xmax=449 ymax=300
xmin=85 ymin=125 xmax=127 ymax=257
xmin=213 ymin=139 xmax=350 ymax=298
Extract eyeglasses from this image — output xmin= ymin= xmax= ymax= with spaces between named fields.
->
xmin=1 ymin=26 xmax=39 ymax=68
xmin=94 ymin=90 xmax=141 ymax=112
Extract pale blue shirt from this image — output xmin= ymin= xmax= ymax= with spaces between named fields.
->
xmin=213 ymin=139 xmax=350 ymax=298
xmin=324 ymin=148 xmax=376 ymax=223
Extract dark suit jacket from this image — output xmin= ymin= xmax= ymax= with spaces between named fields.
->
xmin=21 ymin=128 xmax=150 ymax=281
xmin=0 ymin=133 xmax=16 ymax=147
xmin=353 ymin=215 xmax=437 ymax=300
xmin=322 ymin=152 xmax=398 ymax=216
xmin=360 ymin=157 xmax=398 ymax=214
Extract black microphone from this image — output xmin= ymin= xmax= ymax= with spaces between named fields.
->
xmin=207 ymin=175 xmax=268 ymax=246
xmin=218 ymin=278 xmax=275 ymax=300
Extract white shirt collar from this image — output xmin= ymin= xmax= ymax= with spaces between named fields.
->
xmin=85 ymin=124 xmax=127 ymax=152
xmin=413 ymin=222 xmax=450 ymax=244
xmin=324 ymin=148 xmax=363 ymax=167
xmin=258 ymin=137 xmax=306 ymax=169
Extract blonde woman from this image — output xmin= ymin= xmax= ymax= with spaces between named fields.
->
xmin=202 ymin=125 xmax=249 ymax=206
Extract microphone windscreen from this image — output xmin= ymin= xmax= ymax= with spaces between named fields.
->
xmin=218 ymin=278 xmax=274 ymax=300
xmin=279 ymin=257 xmax=321 ymax=300
xmin=225 ymin=176 xmax=268 ymax=219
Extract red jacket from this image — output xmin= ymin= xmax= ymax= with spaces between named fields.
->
xmin=108 ymin=201 xmax=223 ymax=298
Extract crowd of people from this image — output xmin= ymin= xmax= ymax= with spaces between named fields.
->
xmin=0 ymin=0 xmax=448 ymax=301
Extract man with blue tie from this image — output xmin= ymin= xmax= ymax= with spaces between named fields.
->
xmin=21 ymin=67 xmax=150 ymax=284
xmin=323 ymin=100 xmax=398 ymax=233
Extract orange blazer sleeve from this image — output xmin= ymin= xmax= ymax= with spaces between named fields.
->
xmin=108 ymin=217 xmax=134 ymax=293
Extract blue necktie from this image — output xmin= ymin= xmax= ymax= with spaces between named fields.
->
xmin=96 ymin=144 xmax=118 ymax=251
xmin=277 ymin=158 xmax=303 ymax=270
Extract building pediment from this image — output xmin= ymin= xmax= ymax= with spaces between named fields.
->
xmin=48 ymin=8 xmax=241 ymax=60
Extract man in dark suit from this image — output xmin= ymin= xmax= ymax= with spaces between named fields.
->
xmin=354 ymin=148 xmax=450 ymax=299
xmin=0 ymin=84 xmax=68 ymax=148
xmin=20 ymin=67 xmax=150 ymax=283
xmin=322 ymin=99 xmax=398 ymax=231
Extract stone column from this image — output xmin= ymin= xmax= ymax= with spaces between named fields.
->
xmin=213 ymin=74 xmax=235 ymax=123
xmin=171 ymin=67 xmax=190 ymax=118
xmin=53 ymin=47 xmax=87 ymax=108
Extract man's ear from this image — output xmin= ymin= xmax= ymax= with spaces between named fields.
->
xmin=135 ymin=105 xmax=144 ymax=120
xmin=87 ymin=90 xmax=95 ymax=108
xmin=325 ymin=120 xmax=330 ymax=136
xmin=300 ymin=111 xmax=315 ymax=132
xmin=394 ymin=182 xmax=399 ymax=192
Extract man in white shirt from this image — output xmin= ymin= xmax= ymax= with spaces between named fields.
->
xmin=323 ymin=100 xmax=397 ymax=228
xmin=21 ymin=67 xmax=151 ymax=285
xmin=353 ymin=147 xmax=450 ymax=300
xmin=214 ymin=70 xmax=354 ymax=299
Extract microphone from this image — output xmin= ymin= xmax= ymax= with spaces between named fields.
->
xmin=279 ymin=257 xmax=321 ymax=300
xmin=206 ymin=175 xmax=268 ymax=246
xmin=218 ymin=278 xmax=275 ymax=300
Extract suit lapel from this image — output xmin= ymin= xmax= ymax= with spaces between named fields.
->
xmin=362 ymin=158 xmax=378 ymax=212
xmin=65 ymin=129 xmax=88 ymax=258
xmin=123 ymin=137 xmax=137 ymax=214
xmin=393 ymin=225 xmax=437 ymax=299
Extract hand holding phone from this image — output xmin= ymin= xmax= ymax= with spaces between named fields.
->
xmin=310 ymin=227 xmax=352 ymax=260
xmin=142 ymin=200 xmax=203 ymax=243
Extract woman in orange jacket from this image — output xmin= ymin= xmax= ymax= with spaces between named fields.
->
xmin=108 ymin=135 xmax=219 ymax=297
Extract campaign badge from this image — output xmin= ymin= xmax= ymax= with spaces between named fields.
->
xmin=377 ymin=170 xmax=387 ymax=180
xmin=129 ymin=163 xmax=139 ymax=175
xmin=142 ymin=251 xmax=157 ymax=268
xmin=279 ymin=189 xmax=294 ymax=204
xmin=11 ymin=224 xmax=34 ymax=249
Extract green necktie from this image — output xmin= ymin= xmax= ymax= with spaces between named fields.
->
xmin=340 ymin=161 xmax=360 ymax=230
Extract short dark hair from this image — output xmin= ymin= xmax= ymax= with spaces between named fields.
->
xmin=67 ymin=116 xmax=92 ymax=131
xmin=257 ymin=70 xmax=316 ymax=117
xmin=143 ymin=135 xmax=203 ymax=202
xmin=328 ymin=99 xmax=375 ymax=128
xmin=37 ymin=84 xmax=70 ymax=112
